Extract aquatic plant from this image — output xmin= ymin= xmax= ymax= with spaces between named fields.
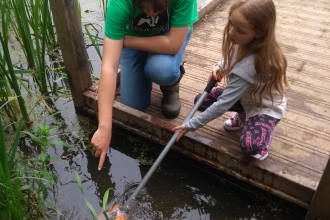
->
xmin=0 ymin=112 xmax=68 ymax=219
xmin=75 ymin=171 xmax=112 ymax=220
xmin=0 ymin=0 xmax=30 ymax=122
xmin=0 ymin=117 xmax=25 ymax=219
xmin=84 ymin=23 xmax=104 ymax=61
xmin=9 ymin=0 xmax=56 ymax=94
xmin=100 ymin=0 xmax=109 ymax=20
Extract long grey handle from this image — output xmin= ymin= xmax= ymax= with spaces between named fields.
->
xmin=127 ymin=78 xmax=217 ymax=204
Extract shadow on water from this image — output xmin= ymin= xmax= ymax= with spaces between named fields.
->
xmin=19 ymin=109 xmax=307 ymax=220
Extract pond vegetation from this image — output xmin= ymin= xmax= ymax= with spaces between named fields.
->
xmin=0 ymin=0 xmax=105 ymax=218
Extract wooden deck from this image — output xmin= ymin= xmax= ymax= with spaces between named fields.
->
xmin=83 ymin=0 xmax=330 ymax=208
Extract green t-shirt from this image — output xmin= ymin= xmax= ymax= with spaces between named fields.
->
xmin=105 ymin=0 xmax=199 ymax=40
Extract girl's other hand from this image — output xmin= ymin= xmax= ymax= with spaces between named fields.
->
xmin=172 ymin=124 xmax=188 ymax=141
xmin=208 ymin=65 xmax=223 ymax=87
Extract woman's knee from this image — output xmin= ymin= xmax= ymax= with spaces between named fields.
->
xmin=144 ymin=55 xmax=181 ymax=86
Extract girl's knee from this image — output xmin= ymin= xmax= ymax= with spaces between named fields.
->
xmin=194 ymin=88 xmax=223 ymax=112
xmin=239 ymin=140 xmax=259 ymax=156
xmin=240 ymin=140 xmax=269 ymax=157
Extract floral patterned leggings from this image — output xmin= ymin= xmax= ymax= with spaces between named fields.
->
xmin=194 ymin=88 xmax=280 ymax=157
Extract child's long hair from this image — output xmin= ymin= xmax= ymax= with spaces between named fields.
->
xmin=222 ymin=0 xmax=290 ymax=108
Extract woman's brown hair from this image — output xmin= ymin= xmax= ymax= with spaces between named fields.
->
xmin=133 ymin=0 xmax=169 ymax=12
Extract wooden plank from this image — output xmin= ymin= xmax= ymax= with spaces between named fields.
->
xmin=306 ymin=158 xmax=330 ymax=220
xmin=49 ymin=0 xmax=92 ymax=112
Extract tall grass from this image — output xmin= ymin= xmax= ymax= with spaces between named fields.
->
xmin=1 ymin=0 xmax=107 ymax=124
xmin=0 ymin=111 xmax=68 ymax=219
xmin=100 ymin=0 xmax=109 ymax=20
xmin=9 ymin=0 xmax=54 ymax=94
xmin=0 ymin=116 xmax=25 ymax=219
xmin=84 ymin=23 xmax=104 ymax=60
xmin=0 ymin=0 xmax=72 ymax=124
xmin=0 ymin=79 xmax=19 ymax=126
xmin=0 ymin=1 xmax=30 ymax=122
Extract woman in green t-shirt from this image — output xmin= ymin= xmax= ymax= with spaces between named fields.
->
xmin=91 ymin=0 xmax=198 ymax=170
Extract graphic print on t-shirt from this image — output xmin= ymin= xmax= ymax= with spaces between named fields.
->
xmin=132 ymin=10 xmax=169 ymax=35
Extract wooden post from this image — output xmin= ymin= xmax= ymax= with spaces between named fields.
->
xmin=49 ymin=0 xmax=92 ymax=113
xmin=306 ymin=158 xmax=330 ymax=220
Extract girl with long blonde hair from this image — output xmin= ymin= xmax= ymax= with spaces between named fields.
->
xmin=173 ymin=0 xmax=290 ymax=160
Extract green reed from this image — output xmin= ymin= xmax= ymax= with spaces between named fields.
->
xmin=100 ymin=0 xmax=109 ymax=20
xmin=9 ymin=0 xmax=53 ymax=94
xmin=0 ymin=116 xmax=25 ymax=219
xmin=84 ymin=23 xmax=104 ymax=60
xmin=75 ymin=171 xmax=111 ymax=220
xmin=0 ymin=112 xmax=68 ymax=219
xmin=0 ymin=1 xmax=30 ymax=122
xmin=0 ymin=78 xmax=19 ymax=126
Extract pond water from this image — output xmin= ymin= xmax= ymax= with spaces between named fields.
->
xmin=20 ymin=109 xmax=306 ymax=220
xmin=14 ymin=1 xmax=306 ymax=219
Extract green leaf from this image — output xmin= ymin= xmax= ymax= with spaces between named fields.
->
xmin=20 ymin=185 xmax=33 ymax=191
xmin=85 ymin=198 xmax=98 ymax=220
xmin=75 ymin=171 xmax=83 ymax=193
xmin=0 ymin=117 xmax=9 ymax=178
xmin=9 ymin=118 xmax=24 ymax=171
xmin=102 ymin=188 xmax=111 ymax=211
xmin=47 ymin=125 xmax=58 ymax=132
xmin=36 ymin=179 xmax=48 ymax=200
xmin=22 ymin=131 xmax=43 ymax=146
xmin=39 ymin=152 xmax=48 ymax=163
xmin=42 ymin=171 xmax=55 ymax=183
xmin=102 ymin=211 xmax=111 ymax=220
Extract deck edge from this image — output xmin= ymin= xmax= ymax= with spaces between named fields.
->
xmin=82 ymin=90 xmax=314 ymax=208
xmin=198 ymin=0 xmax=226 ymax=20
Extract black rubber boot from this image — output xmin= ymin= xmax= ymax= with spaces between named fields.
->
xmin=160 ymin=63 xmax=185 ymax=119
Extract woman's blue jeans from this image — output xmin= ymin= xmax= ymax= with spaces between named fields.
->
xmin=120 ymin=31 xmax=192 ymax=111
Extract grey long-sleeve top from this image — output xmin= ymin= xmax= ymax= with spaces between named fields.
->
xmin=184 ymin=55 xmax=287 ymax=132
xmin=184 ymin=74 xmax=252 ymax=131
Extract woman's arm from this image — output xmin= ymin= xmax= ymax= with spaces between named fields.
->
xmin=91 ymin=37 xmax=123 ymax=170
xmin=124 ymin=26 xmax=190 ymax=54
